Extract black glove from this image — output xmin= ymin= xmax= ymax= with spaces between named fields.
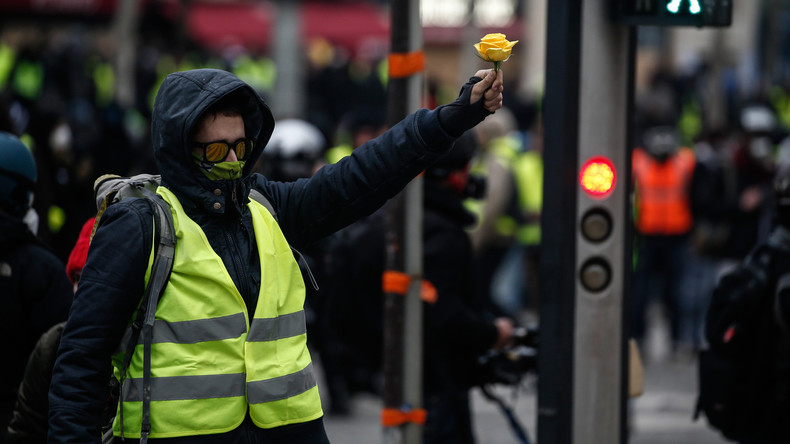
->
xmin=437 ymin=76 xmax=494 ymax=137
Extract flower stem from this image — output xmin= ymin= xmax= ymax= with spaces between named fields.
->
xmin=493 ymin=61 xmax=501 ymax=73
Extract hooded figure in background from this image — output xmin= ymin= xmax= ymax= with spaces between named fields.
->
xmin=5 ymin=216 xmax=94 ymax=444
xmin=0 ymin=131 xmax=73 ymax=441
xmin=48 ymin=67 xmax=505 ymax=444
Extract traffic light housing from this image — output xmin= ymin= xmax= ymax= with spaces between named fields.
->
xmin=577 ymin=156 xmax=621 ymax=295
xmin=612 ymin=0 xmax=732 ymax=27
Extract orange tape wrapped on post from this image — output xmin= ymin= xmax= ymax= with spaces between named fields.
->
xmin=383 ymin=270 xmax=411 ymax=295
xmin=381 ymin=407 xmax=427 ymax=427
xmin=421 ymin=280 xmax=437 ymax=304
xmin=388 ymin=49 xmax=425 ymax=78
xmin=383 ymin=272 xmax=438 ymax=304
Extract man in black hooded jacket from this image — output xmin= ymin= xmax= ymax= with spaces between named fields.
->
xmin=48 ymin=67 xmax=504 ymax=444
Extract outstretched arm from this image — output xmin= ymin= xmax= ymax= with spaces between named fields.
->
xmin=261 ymin=68 xmax=506 ymax=247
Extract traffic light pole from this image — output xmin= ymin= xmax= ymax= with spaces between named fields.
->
xmin=539 ymin=0 xmax=634 ymax=442
xmin=382 ymin=0 xmax=424 ymax=443
xmin=538 ymin=0 xmax=582 ymax=440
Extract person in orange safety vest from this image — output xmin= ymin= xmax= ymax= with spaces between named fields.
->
xmin=631 ymin=125 xmax=696 ymax=358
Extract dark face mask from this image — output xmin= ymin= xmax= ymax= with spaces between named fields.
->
xmin=464 ymin=175 xmax=487 ymax=200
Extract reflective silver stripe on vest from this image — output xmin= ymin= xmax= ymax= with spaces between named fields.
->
xmin=247 ymin=363 xmax=317 ymax=404
xmin=247 ymin=310 xmax=306 ymax=342
xmin=147 ymin=312 xmax=247 ymax=344
xmin=122 ymin=373 xmax=246 ymax=402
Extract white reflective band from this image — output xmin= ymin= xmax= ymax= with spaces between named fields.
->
xmin=247 ymin=363 xmax=317 ymax=404
xmin=247 ymin=310 xmax=306 ymax=342
xmin=122 ymin=373 xmax=246 ymax=402
xmin=148 ymin=313 xmax=248 ymax=344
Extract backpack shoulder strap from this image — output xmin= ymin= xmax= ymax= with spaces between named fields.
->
xmin=116 ymin=187 xmax=175 ymax=442
xmin=137 ymin=188 xmax=174 ymax=444
xmin=249 ymin=188 xmax=277 ymax=221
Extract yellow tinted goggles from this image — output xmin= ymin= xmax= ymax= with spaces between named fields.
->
xmin=193 ymin=138 xmax=252 ymax=163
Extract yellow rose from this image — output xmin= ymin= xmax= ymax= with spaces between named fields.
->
xmin=474 ymin=33 xmax=518 ymax=63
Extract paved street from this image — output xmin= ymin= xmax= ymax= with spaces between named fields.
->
xmin=321 ymin=308 xmax=731 ymax=443
xmin=321 ymin=359 xmax=728 ymax=444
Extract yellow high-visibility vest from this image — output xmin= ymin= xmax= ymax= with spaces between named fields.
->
xmin=112 ymin=186 xmax=322 ymax=438
xmin=512 ymin=149 xmax=543 ymax=245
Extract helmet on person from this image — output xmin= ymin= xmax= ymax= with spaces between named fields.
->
xmin=642 ymin=125 xmax=680 ymax=162
xmin=739 ymin=103 xmax=777 ymax=136
xmin=259 ymin=119 xmax=325 ymax=181
xmin=0 ymin=131 xmax=37 ymax=217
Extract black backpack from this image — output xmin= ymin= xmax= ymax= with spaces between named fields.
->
xmin=695 ymin=226 xmax=790 ymax=441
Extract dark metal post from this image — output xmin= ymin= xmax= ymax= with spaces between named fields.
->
xmin=539 ymin=0 xmax=632 ymax=442
xmin=383 ymin=0 xmax=424 ymax=443
xmin=538 ymin=0 xmax=583 ymax=441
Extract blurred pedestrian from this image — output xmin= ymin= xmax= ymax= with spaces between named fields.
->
xmin=630 ymin=125 xmax=696 ymax=357
xmin=723 ymin=102 xmax=779 ymax=262
xmin=489 ymin=116 xmax=544 ymax=322
xmin=466 ymin=107 xmax=519 ymax=315
xmin=48 ymin=67 xmax=504 ymax=443
xmin=5 ymin=216 xmax=94 ymax=444
xmin=687 ymin=128 xmax=739 ymax=350
xmin=0 ymin=131 xmax=73 ymax=440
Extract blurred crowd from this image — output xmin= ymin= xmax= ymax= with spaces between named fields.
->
xmin=0 ymin=15 xmax=397 ymax=264
xmin=6 ymin=6 xmax=790 ymax=438
xmin=629 ymin=64 xmax=790 ymax=362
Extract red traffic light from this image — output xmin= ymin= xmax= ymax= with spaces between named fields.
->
xmin=579 ymin=156 xmax=616 ymax=198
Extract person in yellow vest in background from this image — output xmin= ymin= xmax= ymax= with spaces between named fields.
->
xmin=0 ymin=40 xmax=16 ymax=92
xmin=467 ymin=108 xmax=520 ymax=315
xmin=631 ymin=125 xmax=696 ymax=359
xmin=506 ymin=117 xmax=543 ymax=320
xmin=232 ymin=52 xmax=277 ymax=98
xmin=48 ymin=67 xmax=505 ymax=443
xmin=467 ymin=107 xmax=544 ymax=322
xmin=485 ymin=116 xmax=544 ymax=323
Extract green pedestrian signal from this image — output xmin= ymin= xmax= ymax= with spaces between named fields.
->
xmin=666 ymin=0 xmax=701 ymax=15
xmin=612 ymin=0 xmax=731 ymax=27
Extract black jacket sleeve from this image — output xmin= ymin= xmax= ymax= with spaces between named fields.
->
xmin=48 ymin=199 xmax=154 ymax=444
xmin=257 ymin=108 xmax=456 ymax=249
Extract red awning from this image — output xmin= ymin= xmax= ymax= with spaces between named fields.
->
xmin=0 ymin=0 xmax=140 ymax=17
xmin=187 ymin=1 xmax=390 ymax=56
xmin=301 ymin=1 xmax=390 ymax=56
xmin=187 ymin=1 xmax=522 ymax=56
xmin=187 ymin=1 xmax=276 ymax=51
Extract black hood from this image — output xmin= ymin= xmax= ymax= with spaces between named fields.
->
xmin=151 ymin=69 xmax=275 ymax=215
